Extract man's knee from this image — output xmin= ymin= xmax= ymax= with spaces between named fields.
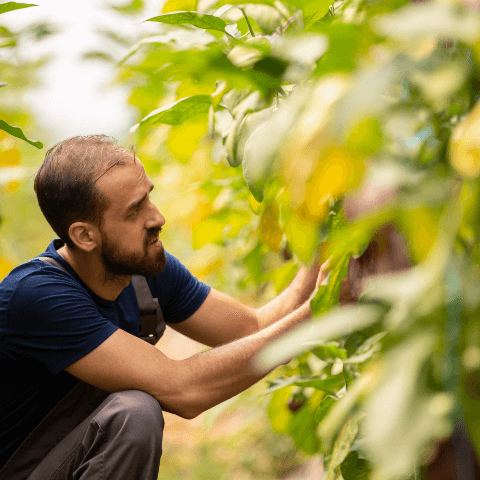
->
xmin=94 ymin=390 xmax=164 ymax=447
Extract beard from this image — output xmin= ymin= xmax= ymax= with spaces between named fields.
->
xmin=100 ymin=228 xmax=167 ymax=280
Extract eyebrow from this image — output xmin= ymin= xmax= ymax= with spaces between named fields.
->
xmin=126 ymin=182 xmax=154 ymax=213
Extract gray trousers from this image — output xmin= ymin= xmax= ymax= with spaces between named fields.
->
xmin=3 ymin=390 xmax=164 ymax=480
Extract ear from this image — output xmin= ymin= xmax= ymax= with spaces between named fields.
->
xmin=68 ymin=222 xmax=99 ymax=252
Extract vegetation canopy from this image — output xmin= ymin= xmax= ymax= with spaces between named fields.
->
xmin=4 ymin=0 xmax=480 ymax=478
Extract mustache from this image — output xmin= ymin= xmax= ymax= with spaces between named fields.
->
xmin=146 ymin=228 xmax=162 ymax=244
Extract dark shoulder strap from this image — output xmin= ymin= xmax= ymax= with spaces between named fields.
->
xmin=37 ymin=256 xmax=67 ymax=272
xmin=131 ymin=275 xmax=166 ymax=344
xmin=37 ymin=257 xmax=166 ymax=344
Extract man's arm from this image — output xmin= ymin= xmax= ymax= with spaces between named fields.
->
xmin=65 ymin=300 xmax=312 ymax=420
xmin=171 ymin=262 xmax=324 ymax=347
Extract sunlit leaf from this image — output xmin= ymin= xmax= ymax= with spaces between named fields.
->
xmin=254 ymin=305 xmax=383 ymax=371
xmin=162 ymin=0 xmax=195 ymax=13
xmin=110 ymin=0 xmax=144 ymax=15
xmin=243 ymin=94 xmax=304 ymax=201
xmin=271 ymin=33 xmax=328 ymax=65
xmin=264 ymin=373 xmax=344 ymax=395
xmin=285 ymin=0 xmax=331 ymax=25
xmin=259 ymin=201 xmax=283 ymax=252
xmin=132 ymin=95 xmax=212 ymax=129
xmin=0 ymin=120 xmax=42 ymax=148
xmin=372 ymin=0 xmax=480 ymax=44
xmin=145 ymin=11 xmax=228 ymax=32
xmin=450 ymin=99 xmax=480 ymax=178
xmin=310 ymin=252 xmax=350 ymax=317
xmin=0 ymin=2 xmax=36 ymax=15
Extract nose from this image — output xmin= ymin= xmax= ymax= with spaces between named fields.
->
xmin=146 ymin=200 xmax=165 ymax=230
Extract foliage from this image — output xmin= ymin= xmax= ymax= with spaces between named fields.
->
xmin=0 ymin=2 xmax=43 ymax=148
xmin=112 ymin=0 xmax=480 ymax=478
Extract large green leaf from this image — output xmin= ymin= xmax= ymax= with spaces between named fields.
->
xmin=254 ymin=304 xmax=383 ymax=371
xmin=145 ymin=11 xmax=227 ymax=32
xmin=132 ymin=94 xmax=212 ymax=128
xmin=324 ymin=413 xmax=363 ymax=480
xmin=314 ymin=395 xmax=336 ymax=424
xmin=242 ymin=93 xmax=304 ymax=201
xmin=0 ymin=2 xmax=36 ymax=15
xmin=0 ymin=120 xmax=42 ymax=148
xmin=310 ymin=252 xmax=350 ymax=317
xmin=264 ymin=373 xmax=345 ymax=396
xmin=340 ymin=451 xmax=373 ymax=480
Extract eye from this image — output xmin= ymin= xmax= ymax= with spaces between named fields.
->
xmin=131 ymin=207 xmax=140 ymax=217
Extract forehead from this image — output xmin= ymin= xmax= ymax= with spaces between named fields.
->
xmin=95 ymin=157 xmax=150 ymax=212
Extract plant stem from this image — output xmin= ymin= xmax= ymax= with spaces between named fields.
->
xmin=240 ymin=8 xmax=255 ymax=37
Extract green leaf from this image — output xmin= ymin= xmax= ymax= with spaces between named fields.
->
xmin=133 ymin=94 xmax=212 ymax=128
xmin=254 ymin=304 xmax=383 ymax=371
xmin=311 ymin=343 xmax=347 ymax=362
xmin=0 ymin=120 xmax=42 ymax=148
xmin=242 ymin=93 xmax=304 ymax=201
xmin=288 ymin=400 xmax=321 ymax=454
xmin=110 ymin=0 xmax=144 ymax=15
xmin=286 ymin=0 xmax=331 ymax=24
xmin=310 ymin=252 xmax=350 ymax=317
xmin=314 ymin=395 xmax=336 ymax=424
xmin=145 ymin=11 xmax=227 ymax=32
xmin=264 ymin=374 xmax=344 ymax=396
xmin=0 ymin=2 xmax=36 ymax=15
xmin=340 ymin=451 xmax=373 ymax=480
xmin=324 ymin=413 xmax=363 ymax=480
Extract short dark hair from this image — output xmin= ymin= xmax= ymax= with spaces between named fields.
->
xmin=34 ymin=135 xmax=132 ymax=249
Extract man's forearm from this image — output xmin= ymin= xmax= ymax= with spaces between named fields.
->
xmin=170 ymin=301 xmax=312 ymax=418
xmin=255 ymin=263 xmax=320 ymax=331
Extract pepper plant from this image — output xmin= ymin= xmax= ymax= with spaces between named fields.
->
xmin=112 ymin=0 xmax=480 ymax=478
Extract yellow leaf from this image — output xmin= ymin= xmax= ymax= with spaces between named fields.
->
xmin=450 ymin=100 xmax=480 ymax=178
xmin=305 ymin=148 xmax=364 ymax=218
xmin=162 ymin=0 xmax=196 ymax=13
xmin=259 ymin=202 xmax=283 ymax=252
xmin=400 ymin=207 xmax=439 ymax=262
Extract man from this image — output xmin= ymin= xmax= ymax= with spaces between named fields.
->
xmin=0 ymin=135 xmax=323 ymax=480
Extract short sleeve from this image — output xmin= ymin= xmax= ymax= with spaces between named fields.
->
xmin=149 ymin=252 xmax=211 ymax=324
xmin=4 ymin=270 xmax=118 ymax=375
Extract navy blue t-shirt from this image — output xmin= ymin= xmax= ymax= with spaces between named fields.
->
xmin=0 ymin=239 xmax=210 ymax=468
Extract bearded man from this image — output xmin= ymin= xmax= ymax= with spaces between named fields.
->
xmin=0 ymin=135 xmax=324 ymax=480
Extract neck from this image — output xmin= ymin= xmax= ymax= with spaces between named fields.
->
xmin=57 ymin=245 xmax=130 ymax=301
